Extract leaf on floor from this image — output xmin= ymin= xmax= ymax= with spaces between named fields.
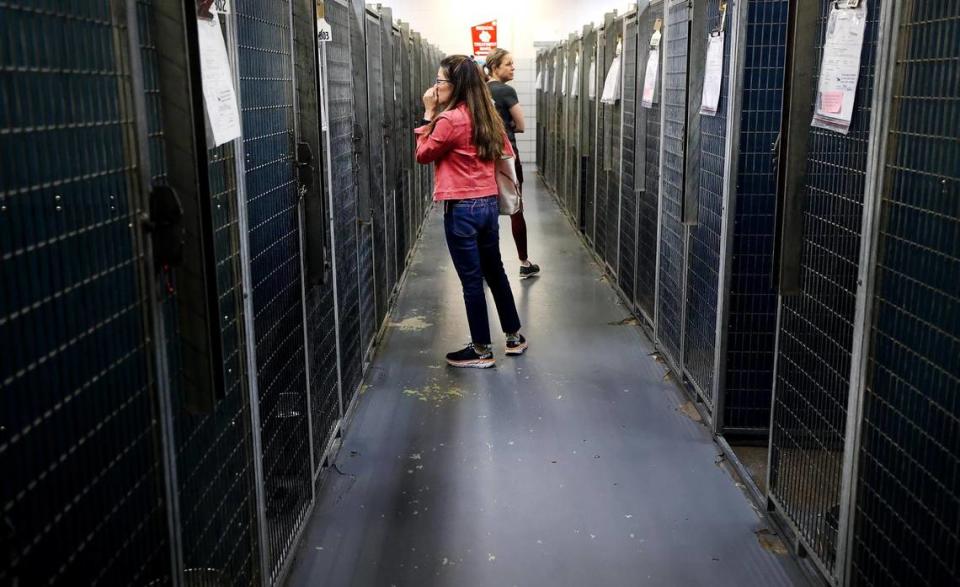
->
xmin=677 ymin=401 xmax=703 ymax=423
xmin=755 ymin=528 xmax=790 ymax=556
xmin=607 ymin=316 xmax=639 ymax=326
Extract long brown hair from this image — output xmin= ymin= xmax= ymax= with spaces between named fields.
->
xmin=429 ymin=55 xmax=506 ymax=161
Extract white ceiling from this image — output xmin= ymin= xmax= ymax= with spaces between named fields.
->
xmin=376 ymin=0 xmax=636 ymax=59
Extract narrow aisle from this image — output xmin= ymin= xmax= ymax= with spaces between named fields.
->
xmin=287 ymin=178 xmax=807 ymax=586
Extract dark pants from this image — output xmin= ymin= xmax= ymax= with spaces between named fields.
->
xmin=510 ymin=155 xmax=528 ymax=261
xmin=444 ymin=196 xmax=522 ymax=345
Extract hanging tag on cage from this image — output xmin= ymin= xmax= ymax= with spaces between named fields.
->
xmin=213 ymin=0 xmax=230 ymax=14
xmin=651 ymin=18 xmax=662 ymax=48
xmin=812 ymin=0 xmax=867 ymax=134
xmin=317 ymin=18 xmax=332 ymax=43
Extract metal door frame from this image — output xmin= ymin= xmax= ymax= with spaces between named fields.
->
xmin=653 ymin=1 xmax=670 ymax=343
xmin=316 ymin=1 xmax=347 ymax=429
xmin=632 ymin=0 xmax=667 ymax=328
xmin=290 ymin=0 xmax=318 ymax=494
xmin=364 ymin=5 xmax=387 ymax=336
xmin=614 ymin=11 xmax=635 ymax=279
xmin=765 ymin=1 xmax=895 ymax=582
xmin=710 ymin=0 xmax=748 ymax=432
xmin=591 ymin=26 xmax=604 ymax=247
xmin=124 ymin=1 xmax=185 ymax=582
xmin=223 ymin=11 xmax=272 ymax=586
xmin=656 ymin=0 xmax=690 ymax=377
xmin=678 ymin=0 xmax=711 ymax=408
xmin=837 ymin=0 xmax=899 ymax=583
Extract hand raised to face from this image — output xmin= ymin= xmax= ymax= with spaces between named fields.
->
xmin=422 ymin=85 xmax=439 ymax=113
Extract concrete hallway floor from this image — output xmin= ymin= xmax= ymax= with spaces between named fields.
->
xmin=286 ymin=178 xmax=809 ymax=586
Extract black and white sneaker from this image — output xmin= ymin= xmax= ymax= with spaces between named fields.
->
xmin=446 ymin=344 xmax=495 ymax=368
xmin=505 ymin=334 xmax=528 ymax=356
xmin=519 ymin=263 xmax=541 ymax=279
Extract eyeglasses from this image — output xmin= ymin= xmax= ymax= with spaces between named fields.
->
xmin=435 ymin=78 xmax=453 ymax=85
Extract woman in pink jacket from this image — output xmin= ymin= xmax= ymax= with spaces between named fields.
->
xmin=416 ymin=54 xmax=527 ymax=368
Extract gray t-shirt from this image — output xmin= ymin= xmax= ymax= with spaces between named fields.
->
xmin=488 ymin=81 xmax=519 ymax=151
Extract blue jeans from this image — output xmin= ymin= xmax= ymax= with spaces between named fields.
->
xmin=443 ymin=196 xmax=522 ymax=345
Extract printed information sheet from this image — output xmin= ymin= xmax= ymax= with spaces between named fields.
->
xmin=812 ymin=1 xmax=868 ymax=134
xmin=700 ymin=32 xmax=724 ymax=116
xmin=642 ymin=51 xmax=660 ymax=108
xmin=197 ymin=10 xmax=241 ymax=147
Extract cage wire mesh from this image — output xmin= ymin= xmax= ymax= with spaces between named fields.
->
xmin=365 ymin=11 xmax=388 ymax=329
xmin=603 ymin=17 xmax=623 ymax=276
xmin=564 ymin=40 xmax=580 ymax=220
xmin=290 ymin=0 xmax=342 ymax=470
xmin=635 ymin=1 xmax=664 ymax=324
xmin=593 ymin=26 xmax=610 ymax=263
xmin=158 ymin=7 xmax=263 ymax=585
xmin=173 ymin=142 xmax=262 ymax=587
xmin=617 ymin=14 xmax=639 ymax=304
xmin=555 ymin=44 xmax=568 ymax=207
xmin=395 ymin=25 xmax=410 ymax=268
xmin=565 ymin=40 xmax=577 ymax=213
xmin=582 ymin=31 xmax=599 ymax=242
xmin=380 ymin=10 xmax=398 ymax=299
xmin=720 ymin=0 xmax=788 ymax=432
xmin=683 ymin=0 xmax=731 ymax=405
xmin=417 ymin=38 xmax=429 ymax=224
xmin=543 ymin=48 xmax=556 ymax=191
xmin=536 ymin=53 xmax=545 ymax=169
xmin=411 ymin=32 xmax=422 ymax=254
xmin=410 ymin=32 xmax=423 ymax=232
xmin=324 ymin=0 xmax=363 ymax=411
xmin=350 ymin=0 xmax=376 ymax=372
xmin=577 ymin=30 xmax=595 ymax=234
xmin=0 ymin=2 xmax=174 ymax=584
xmin=851 ymin=1 xmax=960 ymax=584
xmin=234 ymin=0 xmax=314 ymax=579
xmin=657 ymin=0 xmax=691 ymax=373
xmin=770 ymin=0 xmax=883 ymax=575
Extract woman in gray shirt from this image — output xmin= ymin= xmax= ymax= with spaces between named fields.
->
xmin=486 ymin=49 xmax=540 ymax=279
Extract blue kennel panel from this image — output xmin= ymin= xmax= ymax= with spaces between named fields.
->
xmin=683 ymin=0 xmax=731 ymax=405
xmin=852 ymin=2 xmax=960 ymax=585
xmin=0 ymin=3 xmax=172 ymax=584
xmin=324 ymin=0 xmax=364 ymax=415
xmin=657 ymin=0 xmax=691 ymax=372
xmin=617 ymin=13 xmax=640 ymax=303
xmin=634 ymin=1 xmax=665 ymax=324
xmin=721 ymin=0 xmax=788 ymax=432
xmin=769 ymin=0 xmax=883 ymax=576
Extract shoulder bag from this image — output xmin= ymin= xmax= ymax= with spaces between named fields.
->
xmin=496 ymin=155 xmax=522 ymax=216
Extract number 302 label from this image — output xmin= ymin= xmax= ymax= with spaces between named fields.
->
xmin=317 ymin=18 xmax=332 ymax=43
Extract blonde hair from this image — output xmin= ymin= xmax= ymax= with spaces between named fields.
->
xmin=484 ymin=49 xmax=511 ymax=80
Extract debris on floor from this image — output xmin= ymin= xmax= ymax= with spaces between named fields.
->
xmin=755 ymin=528 xmax=789 ymax=556
xmin=678 ymin=401 xmax=704 ymax=423
xmin=390 ymin=315 xmax=433 ymax=331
